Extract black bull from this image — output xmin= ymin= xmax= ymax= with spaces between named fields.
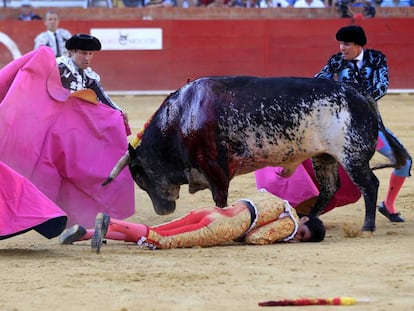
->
xmin=104 ymin=76 xmax=409 ymax=232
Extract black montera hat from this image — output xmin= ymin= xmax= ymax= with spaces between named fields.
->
xmin=65 ymin=34 xmax=102 ymax=51
xmin=336 ymin=25 xmax=367 ymax=46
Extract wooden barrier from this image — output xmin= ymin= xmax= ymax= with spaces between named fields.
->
xmin=1 ymin=7 xmax=414 ymax=20
xmin=1 ymin=16 xmax=413 ymax=90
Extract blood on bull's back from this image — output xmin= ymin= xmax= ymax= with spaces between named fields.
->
xmin=179 ymin=77 xmax=376 ymax=176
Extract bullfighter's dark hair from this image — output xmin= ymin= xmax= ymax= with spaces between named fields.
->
xmin=305 ymin=215 xmax=326 ymax=242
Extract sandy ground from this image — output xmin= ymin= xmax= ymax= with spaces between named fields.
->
xmin=1 ymin=94 xmax=413 ymax=311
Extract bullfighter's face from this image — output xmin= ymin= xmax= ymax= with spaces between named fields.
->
xmin=70 ymin=50 xmax=94 ymax=70
xmin=338 ymin=41 xmax=363 ymax=61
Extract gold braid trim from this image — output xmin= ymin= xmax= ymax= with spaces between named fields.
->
xmin=147 ymin=191 xmax=295 ymax=248
xmin=244 ymin=191 xmax=287 ymax=229
xmin=244 ymin=217 xmax=296 ymax=245
xmin=244 ymin=198 xmax=300 ymax=245
xmin=147 ymin=207 xmax=251 ymax=249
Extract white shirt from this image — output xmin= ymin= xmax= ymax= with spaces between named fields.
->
xmin=34 ymin=28 xmax=72 ymax=57
xmin=269 ymin=0 xmax=291 ymax=7
xmin=294 ymin=0 xmax=325 ymax=7
xmin=353 ymin=50 xmax=364 ymax=69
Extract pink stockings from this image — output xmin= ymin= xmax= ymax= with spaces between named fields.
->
xmin=384 ymin=173 xmax=406 ymax=214
xmin=77 ymin=219 xmax=148 ymax=243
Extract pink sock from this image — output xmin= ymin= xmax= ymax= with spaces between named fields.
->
xmin=77 ymin=220 xmax=149 ymax=243
xmin=105 ymin=231 xmax=128 ymax=241
xmin=384 ymin=173 xmax=406 ymax=214
xmin=107 ymin=219 xmax=149 ymax=243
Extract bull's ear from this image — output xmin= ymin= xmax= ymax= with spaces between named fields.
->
xmin=128 ymin=143 xmax=137 ymax=159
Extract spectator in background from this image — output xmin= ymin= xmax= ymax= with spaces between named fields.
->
xmin=335 ymin=0 xmax=353 ymax=17
xmin=349 ymin=0 xmax=376 ymax=18
xmin=268 ymin=0 xmax=291 ymax=7
xmin=362 ymin=1 xmax=376 ymax=17
xmin=122 ymin=0 xmax=144 ymax=6
xmin=198 ymin=0 xmax=230 ymax=6
xmin=336 ymin=0 xmax=376 ymax=18
xmin=18 ymin=1 xmax=42 ymax=21
xmin=228 ymin=0 xmax=246 ymax=6
xmin=34 ymin=10 xmax=72 ymax=58
xmin=294 ymin=0 xmax=325 ymax=7
xmin=381 ymin=0 xmax=412 ymax=6
xmin=258 ymin=0 xmax=269 ymax=7
xmin=145 ymin=0 xmax=166 ymax=5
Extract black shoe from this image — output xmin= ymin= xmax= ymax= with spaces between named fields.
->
xmin=59 ymin=225 xmax=87 ymax=244
xmin=378 ymin=202 xmax=405 ymax=222
xmin=91 ymin=213 xmax=110 ymax=253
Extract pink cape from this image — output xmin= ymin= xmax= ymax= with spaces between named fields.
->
xmin=0 ymin=161 xmax=67 ymax=239
xmin=255 ymin=159 xmax=361 ymax=214
xmin=0 ymin=47 xmax=135 ymax=228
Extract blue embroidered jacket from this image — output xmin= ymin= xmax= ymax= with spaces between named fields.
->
xmin=315 ymin=49 xmax=389 ymax=101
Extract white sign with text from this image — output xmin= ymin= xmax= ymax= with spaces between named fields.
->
xmin=90 ymin=28 xmax=162 ymax=50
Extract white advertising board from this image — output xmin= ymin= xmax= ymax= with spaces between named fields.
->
xmin=90 ymin=28 xmax=162 ymax=50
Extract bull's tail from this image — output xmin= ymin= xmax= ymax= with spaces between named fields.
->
xmin=102 ymin=150 xmax=131 ymax=186
xmin=371 ymin=125 xmax=412 ymax=171
xmin=370 ymin=100 xmax=411 ymax=172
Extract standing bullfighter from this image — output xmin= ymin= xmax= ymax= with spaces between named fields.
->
xmin=256 ymin=25 xmax=411 ymax=223
xmin=57 ymin=33 xmax=131 ymax=135
xmin=315 ymin=25 xmax=411 ymax=222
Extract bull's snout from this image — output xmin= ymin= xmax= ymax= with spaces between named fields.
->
xmin=151 ymin=197 xmax=176 ymax=215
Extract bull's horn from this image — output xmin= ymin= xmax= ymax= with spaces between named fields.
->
xmin=102 ymin=151 xmax=131 ymax=186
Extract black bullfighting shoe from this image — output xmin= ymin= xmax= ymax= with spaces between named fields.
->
xmin=378 ymin=202 xmax=405 ymax=222
xmin=91 ymin=212 xmax=110 ymax=253
xmin=59 ymin=224 xmax=87 ymax=244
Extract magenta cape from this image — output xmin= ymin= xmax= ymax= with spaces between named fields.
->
xmin=0 ymin=47 xmax=135 ymax=228
xmin=0 ymin=161 xmax=67 ymax=239
xmin=255 ymin=159 xmax=361 ymax=214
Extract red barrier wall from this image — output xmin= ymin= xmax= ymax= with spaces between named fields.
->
xmin=1 ymin=18 xmax=413 ymax=91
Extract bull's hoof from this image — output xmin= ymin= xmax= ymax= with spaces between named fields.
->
xmin=361 ymin=224 xmax=376 ymax=233
xmin=359 ymin=230 xmax=374 ymax=238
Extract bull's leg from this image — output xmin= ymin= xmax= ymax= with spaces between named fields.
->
xmin=210 ymin=180 xmax=230 ymax=208
xmin=344 ymin=163 xmax=379 ymax=232
xmin=201 ymin=163 xmax=230 ymax=207
xmin=310 ymin=154 xmax=340 ymax=216
xmin=198 ymin=162 xmax=230 ymax=208
xmin=193 ymin=144 xmax=231 ymax=207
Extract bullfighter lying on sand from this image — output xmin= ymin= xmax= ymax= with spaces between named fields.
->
xmin=59 ymin=191 xmax=326 ymax=253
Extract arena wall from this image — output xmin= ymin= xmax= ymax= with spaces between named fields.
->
xmin=0 ymin=15 xmax=413 ymax=91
